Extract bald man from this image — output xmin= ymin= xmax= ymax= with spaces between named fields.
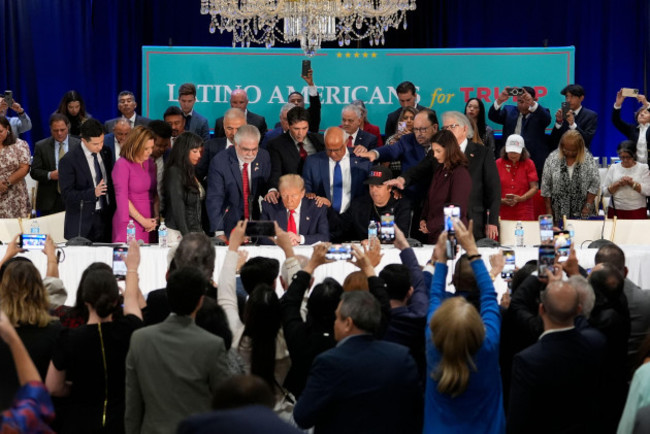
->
xmin=213 ymin=89 xmax=267 ymax=138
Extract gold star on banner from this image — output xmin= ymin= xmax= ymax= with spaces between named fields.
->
xmin=345 ymin=52 xmax=351 ymax=58
xmin=337 ymin=52 xmax=342 ymax=58
xmin=354 ymin=52 xmax=360 ymax=58
xmin=371 ymin=52 xmax=377 ymax=58
xmin=363 ymin=52 xmax=368 ymax=58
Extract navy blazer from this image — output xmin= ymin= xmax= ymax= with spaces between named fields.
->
xmin=178 ymin=405 xmax=303 ymax=434
xmin=102 ymin=133 xmax=120 ymax=162
xmin=293 ymin=334 xmax=422 ymax=434
xmin=267 ymin=131 xmax=325 ymax=190
xmin=549 ymin=106 xmax=598 ymax=149
xmin=302 ymin=151 xmax=371 ymax=207
xmin=59 ymin=142 xmax=115 ymax=241
xmin=260 ymin=126 xmax=283 ymax=149
xmin=353 ymin=129 xmax=378 ymax=150
xmin=376 ymin=133 xmax=426 ymax=173
xmin=206 ymin=146 xmax=270 ymax=235
xmin=185 ymin=110 xmax=211 ymax=142
xmin=214 ymin=110 xmax=268 ymax=138
xmin=260 ymin=197 xmax=329 ymax=244
xmin=196 ymin=137 xmax=227 ymax=181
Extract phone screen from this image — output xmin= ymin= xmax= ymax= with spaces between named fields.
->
xmin=538 ymin=245 xmax=555 ymax=277
xmin=501 ymin=249 xmax=516 ymax=279
xmin=554 ymin=231 xmax=571 ymax=263
xmin=245 ymin=221 xmax=276 ymax=237
xmin=539 ymin=214 xmax=554 ymax=243
xmin=444 ymin=205 xmax=461 ymax=232
xmin=325 ymin=244 xmax=352 ymax=261
xmin=20 ymin=233 xmax=47 ymax=250
xmin=301 ymin=60 xmax=311 ymax=77
xmin=379 ymin=214 xmax=395 ymax=243
xmin=113 ymin=247 xmax=128 ymax=280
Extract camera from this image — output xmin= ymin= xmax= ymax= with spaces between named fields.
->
xmin=507 ymin=87 xmax=524 ymax=96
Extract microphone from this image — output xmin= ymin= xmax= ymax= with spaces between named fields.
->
xmin=66 ymin=200 xmax=92 ymax=246
xmin=212 ymin=206 xmax=230 ymax=246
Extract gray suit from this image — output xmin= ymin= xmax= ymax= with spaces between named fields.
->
xmin=125 ymin=315 xmax=229 ymax=434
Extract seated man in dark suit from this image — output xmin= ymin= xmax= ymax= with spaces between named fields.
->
xmin=214 ymin=89 xmax=267 ymax=138
xmin=293 ymin=291 xmax=422 ymax=434
xmin=549 ymin=83 xmax=598 ymax=149
xmin=266 ymin=106 xmax=324 ymax=197
xmin=262 ymin=103 xmax=295 ymax=149
xmin=178 ymin=82 xmax=211 ymax=142
xmin=384 ymin=81 xmax=428 ymax=138
xmin=206 ymin=125 xmax=271 ymax=243
xmin=261 ymin=174 xmax=328 ymax=245
xmin=330 ymin=165 xmax=410 ymax=242
xmin=508 ymin=281 xmax=606 ymax=434
xmin=59 ymin=118 xmax=115 ymax=242
xmin=104 ymin=90 xmax=151 ymax=133
xmin=302 ymin=127 xmax=371 ymax=215
xmin=103 ymin=118 xmax=131 ymax=162
xmin=31 ymin=114 xmax=81 ymax=215
xmin=196 ymin=108 xmax=245 ymax=181
xmin=340 ymin=104 xmax=378 ymax=152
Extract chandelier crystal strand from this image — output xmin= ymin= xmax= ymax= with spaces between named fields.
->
xmin=201 ymin=0 xmax=416 ymax=56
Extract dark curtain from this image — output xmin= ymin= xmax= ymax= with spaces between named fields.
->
xmin=1 ymin=0 xmax=647 ymax=157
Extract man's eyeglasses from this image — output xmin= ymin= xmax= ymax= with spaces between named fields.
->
xmin=442 ymin=124 xmax=460 ymax=131
xmin=413 ymin=126 xmax=432 ymax=134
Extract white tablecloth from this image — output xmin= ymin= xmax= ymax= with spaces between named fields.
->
xmin=2 ymin=244 xmax=649 ymax=306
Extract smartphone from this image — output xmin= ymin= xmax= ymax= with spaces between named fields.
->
xmin=19 ymin=233 xmax=47 ymax=250
xmin=245 ymin=221 xmax=276 ymax=237
xmin=379 ymin=214 xmax=395 ymax=243
xmin=507 ymin=87 xmax=524 ymax=96
xmin=443 ymin=205 xmax=460 ymax=233
xmin=398 ymin=121 xmax=407 ymax=132
xmin=539 ymin=214 xmax=554 ymax=244
xmin=301 ymin=60 xmax=311 ymax=77
xmin=501 ymin=249 xmax=516 ymax=279
xmin=622 ymin=88 xmax=639 ymax=98
xmin=561 ymin=101 xmax=570 ymax=119
xmin=554 ymin=230 xmax=571 ymax=263
xmin=3 ymin=90 xmax=13 ymax=107
xmin=325 ymin=244 xmax=352 ymax=261
xmin=113 ymin=247 xmax=128 ymax=280
xmin=538 ymin=245 xmax=556 ymax=277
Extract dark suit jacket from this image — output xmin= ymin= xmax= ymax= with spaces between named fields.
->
xmin=302 ymin=151 xmax=371 ymax=207
xmin=376 ymin=133 xmax=428 ymax=200
xmin=549 ymin=106 xmax=598 ymax=149
xmin=143 ymin=288 xmax=169 ymax=326
xmin=196 ymin=137 xmax=227 ymax=181
xmin=293 ymin=334 xmax=422 ymax=434
xmin=178 ymin=405 xmax=303 ymax=434
xmin=59 ymin=142 xmax=116 ymax=241
xmin=102 ymin=133 xmax=121 ymax=162
xmin=329 ymin=195 xmax=411 ymax=242
xmin=508 ymin=328 xmax=606 ymax=434
xmin=352 ymin=129 xmax=378 ymax=150
xmin=31 ymin=135 xmax=81 ymax=213
xmin=185 ymin=110 xmax=211 ymax=141
xmin=260 ymin=197 xmax=329 ymax=244
xmin=206 ymin=146 xmax=270 ymax=235
xmin=384 ymin=104 xmax=429 ymax=138
xmin=612 ymin=107 xmax=650 ymax=144
xmin=403 ymin=141 xmax=501 ymax=240
xmin=488 ymin=103 xmax=551 ymax=175
xmin=260 ymin=126 xmax=283 ymax=149
xmin=267 ymin=131 xmax=325 ymax=190
xmin=273 ymin=93 xmax=322 ymax=133
xmin=214 ymin=110 xmax=268 ymax=138
xmin=104 ymin=114 xmax=151 ymax=133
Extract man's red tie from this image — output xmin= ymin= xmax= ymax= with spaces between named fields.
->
xmin=287 ymin=209 xmax=297 ymax=234
xmin=242 ymin=162 xmax=250 ymax=220
xmin=346 ymin=135 xmax=353 ymax=148
xmin=298 ymin=142 xmax=307 ymax=160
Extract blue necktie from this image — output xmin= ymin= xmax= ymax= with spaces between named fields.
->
xmin=332 ymin=161 xmax=342 ymax=213
xmin=92 ymin=153 xmax=105 ymax=208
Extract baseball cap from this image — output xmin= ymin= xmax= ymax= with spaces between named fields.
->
xmin=505 ymin=134 xmax=525 ymax=154
xmin=364 ymin=165 xmax=393 ymax=185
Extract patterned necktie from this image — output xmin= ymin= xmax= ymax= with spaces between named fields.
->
xmin=287 ymin=209 xmax=297 ymax=234
xmin=332 ymin=161 xmax=343 ymax=213
xmin=92 ymin=153 xmax=106 ymax=208
xmin=242 ymin=162 xmax=250 ymax=220
xmin=297 ymin=142 xmax=307 ymax=160
xmin=58 ymin=142 xmax=65 ymax=162
xmin=346 ymin=135 xmax=353 ymax=148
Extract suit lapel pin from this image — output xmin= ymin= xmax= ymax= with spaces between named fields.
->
xmin=470 ymin=153 xmax=475 ymax=157
xmin=254 ymin=163 xmax=259 ymax=171
xmin=306 ymin=217 xmax=310 ymax=221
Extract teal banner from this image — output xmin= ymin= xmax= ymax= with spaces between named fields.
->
xmin=142 ymin=46 xmax=575 ymax=134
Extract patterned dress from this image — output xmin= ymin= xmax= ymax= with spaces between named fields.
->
xmin=0 ymin=138 xmax=31 ymax=218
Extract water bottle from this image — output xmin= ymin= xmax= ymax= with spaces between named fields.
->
xmin=368 ymin=220 xmax=378 ymax=240
xmin=126 ymin=219 xmax=136 ymax=243
xmin=30 ymin=218 xmax=40 ymax=234
xmin=515 ymin=221 xmax=524 ymax=247
xmin=567 ymin=223 xmax=575 ymax=241
xmin=158 ymin=219 xmax=168 ymax=248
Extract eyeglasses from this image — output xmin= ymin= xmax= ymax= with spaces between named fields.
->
xmin=413 ymin=126 xmax=431 ymax=134
xmin=442 ymin=124 xmax=460 ymax=130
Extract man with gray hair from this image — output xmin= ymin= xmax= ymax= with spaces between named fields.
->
xmin=197 ymin=107 xmax=247 ymax=181
xmin=207 ymin=124 xmax=271 ymax=242
xmin=214 ymin=89 xmax=267 ymax=138
xmin=103 ymin=118 xmax=131 ymax=162
xmin=260 ymin=102 xmax=295 ymax=148
xmin=294 ymin=290 xmax=422 ymax=433
xmin=340 ymin=104 xmax=377 ymax=152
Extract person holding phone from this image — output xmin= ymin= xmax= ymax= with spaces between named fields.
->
xmin=496 ymin=134 xmax=538 ymax=220
xmin=612 ymin=88 xmax=650 ymax=164
xmin=549 ymin=84 xmax=599 ymax=149
xmin=603 ymin=140 xmax=650 ymax=219
xmin=0 ymin=93 xmax=32 ymax=138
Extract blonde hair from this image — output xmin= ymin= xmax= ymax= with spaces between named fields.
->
xmin=558 ymin=130 xmax=586 ymax=164
xmin=0 ymin=261 xmax=54 ymax=327
xmin=430 ymin=297 xmax=485 ymax=397
xmin=120 ymin=126 xmax=155 ymax=162
xmin=278 ymin=174 xmax=305 ymax=192
xmin=343 ymin=271 xmax=369 ymax=292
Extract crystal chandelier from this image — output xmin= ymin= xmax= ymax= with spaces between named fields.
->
xmin=200 ymin=0 xmax=417 ymax=56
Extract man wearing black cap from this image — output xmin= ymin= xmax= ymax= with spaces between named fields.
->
xmin=549 ymin=83 xmax=598 ymax=149
xmin=329 ymin=165 xmax=411 ymax=242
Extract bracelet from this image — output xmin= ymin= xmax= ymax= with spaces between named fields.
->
xmin=466 ymin=254 xmax=482 ymax=261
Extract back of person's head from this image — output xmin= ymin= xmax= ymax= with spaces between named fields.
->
xmin=81 ymin=269 xmax=120 ymax=318
xmin=166 ymin=267 xmax=209 ymax=315
xmin=306 ymin=278 xmax=343 ymax=331
xmin=511 ymin=260 xmax=538 ymax=293
xmin=174 ymin=233 xmax=216 ymax=281
xmin=240 ymin=257 xmax=279 ymax=295
xmin=568 ymin=275 xmax=595 ymax=319
xmin=148 ymin=119 xmax=172 ymax=139
xmin=594 ymin=243 xmax=626 ymax=275
xmin=338 ymin=291 xmax=381 ymax=335
xmin=589 ymin=263 xmax=625 ymax=301
xmin=342 ymin=270 xmax=369 ymax=292
xmin=243 ymin=284 xmax=282 ymax=391
xmin=541 ymin=281 xmax=580 ymax=326
xmin=69 ymin=262 xmax=114 ymax=322
xmin=79 ymin=118 xmax=105 ymax=141
xmin=379 ymin=264 xmax=412 ymax=301
xmin=0 ymin=260 xmax=52 ymax=327
xmin=195 ymin=297 xmax=233 ymax=350
xmin=452 ymin=255 xmax=478 ymax=293
xmin=212 ymin=375 xmax=275 ymax=410
xmin=429 ymin=296 xmax=484 ymax=397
